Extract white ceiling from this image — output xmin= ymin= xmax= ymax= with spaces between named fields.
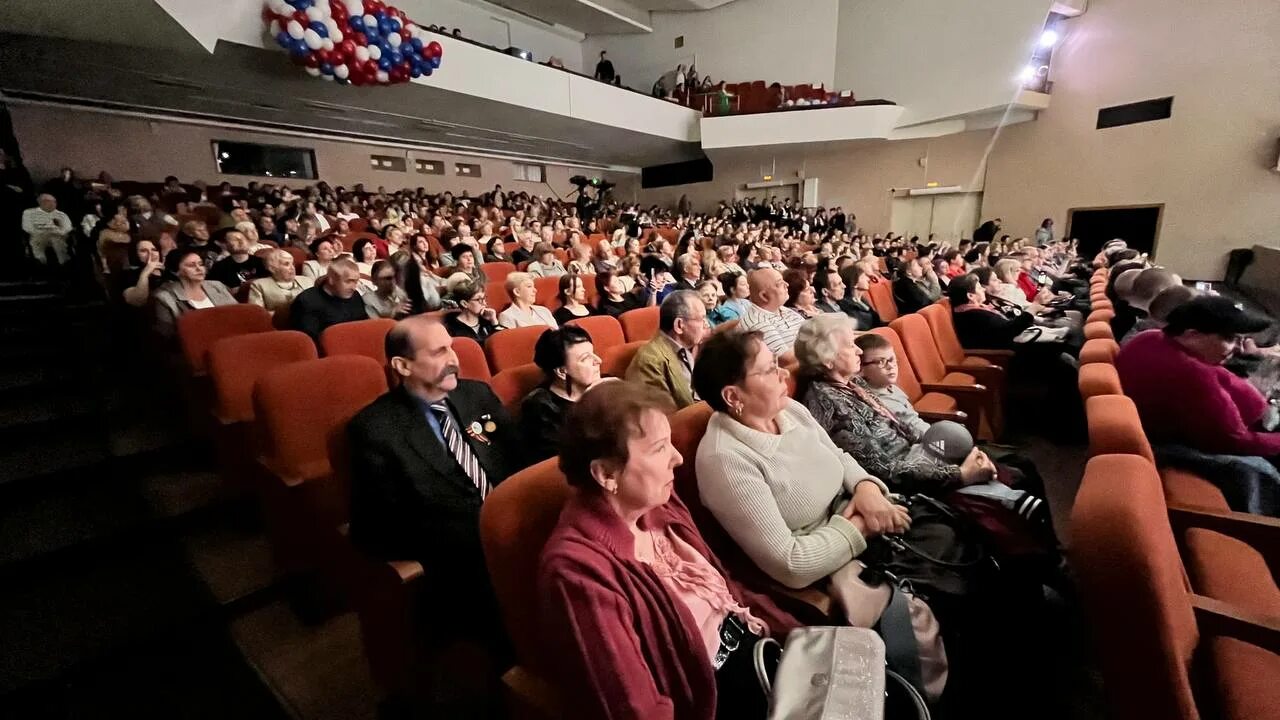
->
xmin=479 ymin=0 xmax=741 ymax=35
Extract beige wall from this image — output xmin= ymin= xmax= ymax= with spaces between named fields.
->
xmin=630 ymin=0 xmax=1280 ymax=280
xmin=9 ymin=104 xmax=616 ymax=196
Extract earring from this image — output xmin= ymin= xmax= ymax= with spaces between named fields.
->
xmin=606 ymin=482 xmax=619 ymax=495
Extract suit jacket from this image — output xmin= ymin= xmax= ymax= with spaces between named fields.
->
xmin=626 ymin=333 xmax=696 ymax=409
xmin=347 ymin=382 xmax=523 ymax=585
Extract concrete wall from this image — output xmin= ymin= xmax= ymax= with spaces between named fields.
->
xmin=9 ymin=104 xmax=620 ymax=195
xmin=583 ymin=0 xmax=840 ymax=92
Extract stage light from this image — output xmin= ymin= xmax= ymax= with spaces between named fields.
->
xmin=1018 ymin=64 xmax=1036 ymax=83
xmin=1039 ymin=29 xmax=1059 ymax=48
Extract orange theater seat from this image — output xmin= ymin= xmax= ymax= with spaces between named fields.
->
xmin=865 ymin=279 xmax=899 ymax=322
xmin=1088 ymin=309 xmax=1116 ymax=325
xmin=567 ymin=315 xmax=625 ymax=355
xmin=890 ymin=313 xmax=999 ymax=438
xmin=480 ymin=458 xmax=572 ymax=719
xmin=320 ymin=318 xmax=396 ymax=366
xmin=534 ymin=276 xmax=561 ymax=310
xmin=619 ymin=306 xmax=660 ymax=342
xmin=1078 ymin=362 xmax=1123 ymax=401
xmin=177 ymin=303 xmax=273 ymax=376
xmin=1070 ymin=454 xmax=1280 ymax=720
xmin=490 ymin=363 xmax=545 ymax=420
xmin=209 ymin=330 xmax=317 ymax=425
xmin=869 ymin=327 xmax=979 ymax=438
xmin=284 ymin=246 xmax=309 ymax=273
xmin=1084 ymin=321 xmax=1115 ymax=341
xmin=481 ymin=261 xmax=516 ymax=284
xmin=600 ymin=340 xmax=644 ymax=378
xmin=486 ymin=280 xmax=511 ymax=313
xmin=1080 ymin=338 xmax=1120 ymax=365
xmin=919 ymin=303 xmax=1012 ymax=371
xmin=1085 ymin=394 xmax=1155 ymax=463
xmin=486 ymin=325 xmax=551 ymax=374
xmin=451 ymin=336 xmax=491 ymax=382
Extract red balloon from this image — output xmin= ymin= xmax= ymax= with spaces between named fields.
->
xmin=363 ymin=59 xmax=378 ymax=76
xmin=352 ymin=32 xmax=367 ymax=46
xmin=399 ymin=28 xmax=411 ymax=42
xmin=425 ymin=41 xmax=442 ymax=59
xmin=303 ymin=53 xmax=321 ymax=68
xmin=293 ymin=11 xmax=309 ymax=26
xmin=339 ymin=39 xmax=357 ymax=58
xmin=329 ymin=0 xmax=346 ymax=16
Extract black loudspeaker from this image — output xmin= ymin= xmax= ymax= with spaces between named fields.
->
xmin=642 ymin=157 xmax=713 ymax=189
xmin=504 ymin=46 xmax=533 ymax=61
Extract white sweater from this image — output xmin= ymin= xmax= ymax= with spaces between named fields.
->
xmin=695 ymin=399 xmax=887 ymax=589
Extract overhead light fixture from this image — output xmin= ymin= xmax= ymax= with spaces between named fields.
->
xmin=1018 ymin=65 xmax=1037 ymax=83
xmin=1039 ymin=29 xmax=1059 ymax=48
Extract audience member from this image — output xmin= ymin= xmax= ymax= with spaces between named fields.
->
xmin=497 ymin=272 xmax=557 ymax=328
xmin=207 ymin=230 xmax=268 ymax=290
xmin=552 ymin=274 xmax=593 ymax=326
xmin=948 ymin=273 xmax=1035 ymax=349
xmin=737 ymin=268 xmax=805 ymax=362
xmin=840 ymin=265 xmax=883 ymax=330
xmin=152 ymin=246 xmax=238 ymax=339
xmin=527 ymin=243 xmax=567 ymax=278
xmin=363 ymin=259 xmax=410 ymax=319
xmin=625 ymin=290 xmax=708 ymax=409
xmin=811 ymin=266 xmax=847 ymax=315
xmin=594 ymin=269 xmax=653 ymax=317
xmin=289 ymin=257 xmax=367 ymax=342
xmin=444 ymin=281 xmax=501 ymax=342
xmin=248 ymin=249 xmax=313 ymax=314
xmin=669 ymin=253 xmax=703 ymax=292
xmin=1121 ymin=284 xmax=1197 ymax=343
xmin=782 ymin=269 xmax=822 ymax=319
xmin=22 ymin=193 xmax=73 ymax=266
xmin=301 ymin=237 xmax=338 ymax=279
xmin=521 ymin=326 xmax=606 ymax=462
xmin=120 ymin=238 xmax=166 ymax=307
xmin=540 ymin=381 xmax=797 ymax=720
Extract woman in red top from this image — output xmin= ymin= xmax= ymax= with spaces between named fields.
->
xmin=539 ymin=381 xmax=798 ymax=720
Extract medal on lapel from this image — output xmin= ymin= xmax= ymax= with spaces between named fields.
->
xmin=481 ymin=412 xmax=497 ymax=434
xmin=466 ymin=420 xmax=491 ymax=445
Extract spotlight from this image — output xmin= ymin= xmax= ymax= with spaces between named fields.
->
xmin=1018 ymin=64 xmax=1036 ymax=83
xmin=1039 ymin=29 xmax=1058 ymax=48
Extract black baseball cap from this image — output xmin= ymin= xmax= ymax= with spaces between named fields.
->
xmin=1164 ymin=295 xmax=1271 ymax=336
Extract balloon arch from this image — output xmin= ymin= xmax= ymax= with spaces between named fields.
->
xmin=262 ymin=0 xmax=443 ymax=86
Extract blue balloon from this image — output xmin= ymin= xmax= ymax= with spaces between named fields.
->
xmin=429 ymin=55 xmax=441 ymax=69
xmin=423 ymin=66 xmax=433 ymax=76
xmin=287 ymin=0 xmax=312 ymax=9
xmin=410 ymin=37 xmax=423 ymax=52
xmin=348 ymin=15 xmax=364 ymax=31
xmin=388 ymin=49 xmax=403 ymax=65
xmin=276 ymin=31 xmax=292 ymax=48
xmin=378 ymin=18 xmax=395 ymax=35
xmin=389 ymin=18 xmax=401 ymax=32
xmin=373 ymin=11 xmax=385 ymax=23
xmin=309 ymin=21 xmax=328 ymax=38
xmin=378 ymin=56 xmax=392 ymax=71
xmin=289 ymin=40 xmax=309 ymax=57
xmin=320 ymin=63 xmax=334 ymax=75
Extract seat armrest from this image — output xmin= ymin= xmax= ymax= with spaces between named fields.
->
xmin=1192 ymin=594 xmax=1280 ymax=655
xmin=1169 ymin=506 xmax=1280 ymax=568
xmin=387 ymin=559 xmax=425 ymax=583
xmin=919 ymin=409 xmax=978 ymax=438
xmin=945 ymin=364 xmax=1005 ymax=391
xmin=966 ymin=349 xmax=1014 ymax=369
xmin=921 ymin=382 xmax=988 ymax=395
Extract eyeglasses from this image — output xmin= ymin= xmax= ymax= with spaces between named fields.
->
xmin=470 ymin=296 xmax=488 ymax=304
xmin=863 ymin=357 xmax=897 ymax=369
xmin=374 ymin=275 xmax=396 ymax=282
xmin=747 ymin=359 xmax=783 ymax=377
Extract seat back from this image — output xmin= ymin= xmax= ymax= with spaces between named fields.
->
xmin=490 ymin=363 xmax=546 ymax=419
xmin=1086 ymin=394 xmax=1156 ymax=463
xmin=284 ymin=246 xmax=309 ymax=273
xmin=534 ymin=276 xmax=561 ymax=309
xmin=866 ymin=279 xmax=899 ymax=322
xmin=890 ymin=313 xmax=949 ymax=384
xmin=600 ymin=340 xmax=645 ymax=378
xmin=451 ymin=336 xmax=491 ymax=382
xmin=481 ymin=261 xmax=516 ymax=284
xmin=869 ymin=327 xmax=926 ymax=401
xmin=209 ymin=330 xmax=317 ymax=424
xmin=619 ymin=306 xmax=660 ymax=342
xmin=487 ymin=325 xmax=552 ymax=373
xmin=1070 ymin=454 xmax=1201 ymax=720
xmin=480 ymin=458 xmax=573 ymax=675
xmin=177 ymin=304 xmax=273 ymax=376
xmin=919 ymin=303 xmax=966 ymax=365
xmin=1081 ymin=338 xmax=1121 ymax=365
xmin=486 ymin=280 xmax=511 ymax=313
xmin=320 ymin=318 xmax=396 ymax=367
xmin=1079 ymin=362 xmax=1124 ymax=401
xmin=254 ymin=356 xmax=388 ymax=483
xmin=567 ymin=315 xmax=626 ymax=355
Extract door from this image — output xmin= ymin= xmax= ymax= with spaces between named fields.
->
xmin=1066 ymin=205 xmax=1163 ymax=259
xmin=931 ymin=193 xmax=982 ymax=244
xmin=890 ymin=195 xmax=934 ymax=240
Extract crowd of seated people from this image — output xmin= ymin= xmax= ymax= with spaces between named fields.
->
xmin=25 ymin=159 xmax=1280 ymax=717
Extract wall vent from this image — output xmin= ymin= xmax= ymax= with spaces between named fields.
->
xmin=1097 ymin=97 xmax=1173 ymax=129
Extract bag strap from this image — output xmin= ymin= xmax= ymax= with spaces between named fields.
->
xmin=753 ymin=636 xmax=780 ymax=696
xmin=879 ymin=585 xmax=926 ymax=700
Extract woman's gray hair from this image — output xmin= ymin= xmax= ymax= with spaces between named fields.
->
xmin=993 ymin=258 xmax=1021 ymax=283
xmin=794 ymin=313 xmax=856 ymax=374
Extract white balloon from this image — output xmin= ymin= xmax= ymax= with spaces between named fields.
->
xmin=305 ymin=67 xmax=322 ymax=76
xmin=322 ymin=38 xmax=334 ymax=51
xmin=354 ymin=46 xmax=370 ymax=62
xmin=376 ymin=70 xmax=389 ymax=83
xmin=334 ymin=64 xmax=350 ymax=79
xmin=386 ymin=32 xmax=401 ymax=48
xmin=404 ymin=23 xmax=417 ymax=35
xmin=344 ymin=0 xmax=363 ymax=17
xmin=305 ymin=5 xmax=324 ymax=22
xmin=330 ymin=28 xmax=343 ymax=44
xmin=286 ymin=20 xmax=305 ymax=40
xmin=270 ymin=0 xmax=292 ymax=17
xmin=363 ymin=13 xmax=377 ymax=27
xmin=303 ymin=28 xmax=322 ymax=50
xmin=367 ymin=44 xmax=381 ymax=60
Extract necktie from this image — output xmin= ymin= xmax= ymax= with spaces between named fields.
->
xmin=429 ymin=402 xmax=490 ymax=499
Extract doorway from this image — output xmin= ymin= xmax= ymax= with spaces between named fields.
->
xmin=1066 ymin=204 xmax=1163 ymax=259
xmin=735 ymin=183 xmax=799 ymax=204
xmin=889 ymin=192 xmax=982 ymax=243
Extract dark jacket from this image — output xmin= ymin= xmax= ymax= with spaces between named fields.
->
xmin=444 ymin=311 xmax=501 ymax=345
xmin=842 ymin=296 xmax=883 ymax=330
xmin=952 ymin=304 xmax=1035 ymax=349
xmin=539 ymin=491 xmax=799 ymax=720
xmin=519 ymin=386 xmax=571 ymax=463
xmin=289 ymin=285 xmax=368 ymax=343
xmin=348 ymin=383 xmax=522 ymax=582
xmin=894 ymin=276 xmax=936 ymax=315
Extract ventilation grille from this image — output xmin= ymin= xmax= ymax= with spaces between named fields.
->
xmin=1097 ymin=97 xmax=1173 ymax=129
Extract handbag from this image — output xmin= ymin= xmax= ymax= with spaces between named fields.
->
xmin=756 ymin=626 xmax=931 ymax=720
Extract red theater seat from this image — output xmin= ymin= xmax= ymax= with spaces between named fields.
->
xmin=619 ymin=306 xmax=659 ymax=342
xmin=486 ymin=325 xmax=551 ymax=374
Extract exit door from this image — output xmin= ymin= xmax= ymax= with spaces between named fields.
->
xmin=890 ymin=193 xmax=982 ymax=243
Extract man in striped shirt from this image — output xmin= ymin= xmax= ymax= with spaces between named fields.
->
xmin=738 ymin=268 xmax=806 ymax=363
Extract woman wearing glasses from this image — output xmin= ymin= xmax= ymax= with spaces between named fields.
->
xmin=363 ymin=259 xmax=411 ymax=319
xmin=445 ymin=280 xmax=503 ymax=344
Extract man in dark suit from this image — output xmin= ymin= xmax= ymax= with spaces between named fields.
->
xmin=667 ymin=252 xmax=703 ymax=293
xmin=347 ymin=315 xmax=522 ymax=655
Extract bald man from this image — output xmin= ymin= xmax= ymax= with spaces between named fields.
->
xmin=738 ymin=268 xmax=806 ymax=361
xmin=289 ymin=257 xmax=367 ymax=342
xmin=347 ymin=315 xmax=521 ymax=653
xmin=22 ymin=193 xmax=72 ymax=265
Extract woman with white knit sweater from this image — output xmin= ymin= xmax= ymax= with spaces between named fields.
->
xmin=691 ymin=329 xmax=909 ymax=591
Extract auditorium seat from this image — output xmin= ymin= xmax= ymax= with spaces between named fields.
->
xmin=320 ymin=318 xmax=395 ymax=369
xmin=490 ymin=363 xmax=545 ymax=419
xmin=1084 ymin=321 xmax=1115 ymax=341
xmin=566 ymin=315 xmax=625 ymax=355
xmin=284 ymin=246 xmax=309 ymax=273
xmin=487 ymin=280 xmax=511 ymax=313
xmin=890 ymin=314 xmax=999 ymax=437
xmin=1070 ymin=454 xmax=1280 ymax=720
xmin=487 ymin=325 xmax=551 ymax=373
xmin=1182 ymin=528 xmax=1280 ymax=616
xmin=451 ymin=336 xmax=492 ymax=382
xmin=1078 ymin=362 xmax=1123 ymax=400
xmin=1080 ymin=338 xmax=1120 ymax=365
xmin=865 ymin=278 xmax=899 ymax=322
xmin=479 ymin=458 xmax=571 ymax=720
xmin=869 ymin=327 xmax=979 ymax=438
xmin=1088 ymin=308 xmax=1116 ymax=325
xmin=481 ymin=261 xmax=516 ymax=284
xmin=600 ymin=340 xmax=644 ymax=378
xmin=534 ymin=276 xmax=561 ymax=310
xmin=619 ymin=306 xmax=659 ymax=342
xmin=918 ymin=302 xmax=1011 ymax=382
xmin=177 ymin=303 xmax=273 ymax=377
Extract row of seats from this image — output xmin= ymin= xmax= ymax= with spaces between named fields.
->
xmin=1071 ymin=266 xmax=1279 ymax=720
